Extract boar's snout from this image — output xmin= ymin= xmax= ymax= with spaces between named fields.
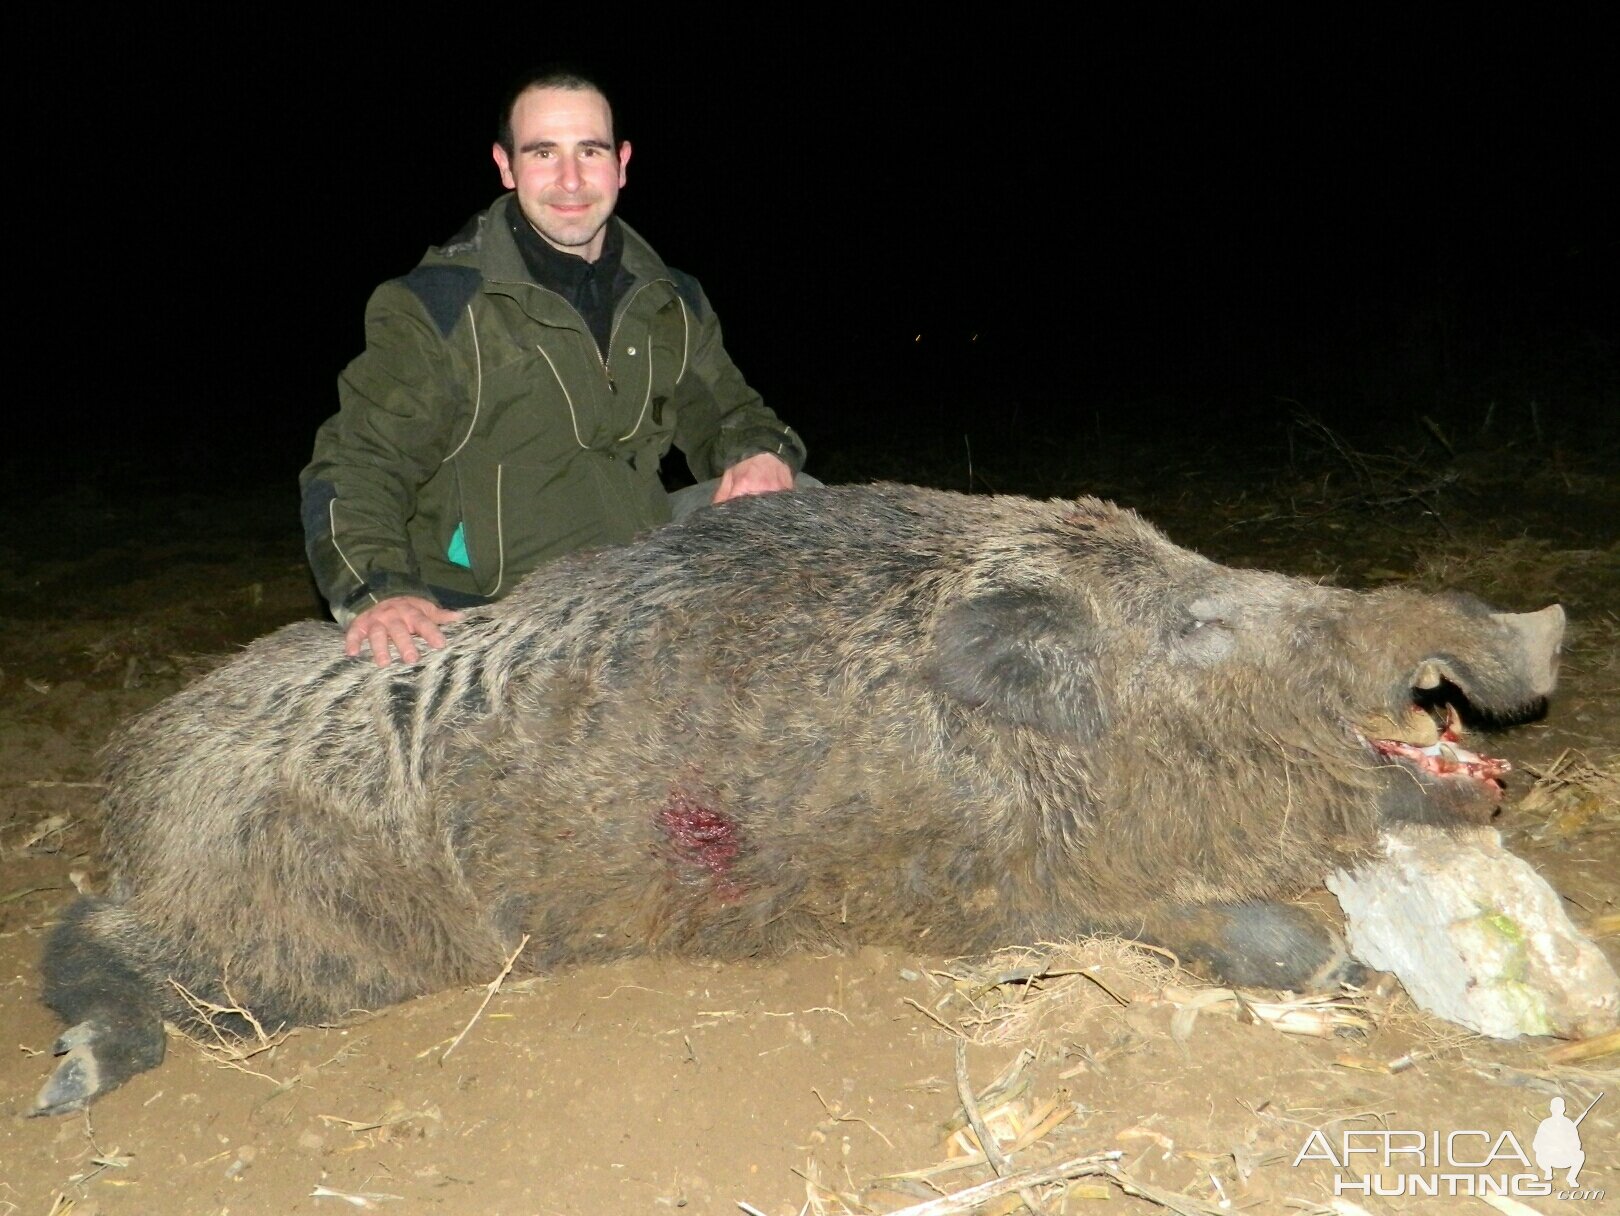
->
xmin=1490 ymin=604 xmax=1564 ymax=701
xmin=1403 ymin=602 xmax=1565 ymax=724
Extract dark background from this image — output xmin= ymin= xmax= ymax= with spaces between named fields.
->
xmin=18 ymin=15 xmax=1616 ymax=496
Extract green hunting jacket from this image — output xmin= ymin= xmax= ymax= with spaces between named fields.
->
xmin=301 ymin=197 xmax=806 ymax=623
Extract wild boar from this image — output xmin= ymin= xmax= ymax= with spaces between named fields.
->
xmin=34 ymin=483 xmax=1563 ymax=1113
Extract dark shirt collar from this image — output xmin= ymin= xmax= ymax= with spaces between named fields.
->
xmin=506 ymin=195 xmax=622 ymax=292
xmin=505 ymin=196 xmax=627 ymax=358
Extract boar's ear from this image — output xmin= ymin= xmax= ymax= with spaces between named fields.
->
xmin=930 ymin=588 xmax=1103 ymax=739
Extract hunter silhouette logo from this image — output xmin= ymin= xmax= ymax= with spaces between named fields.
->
xmin=1533 ymin=1093 xmax=1602 ymax=1188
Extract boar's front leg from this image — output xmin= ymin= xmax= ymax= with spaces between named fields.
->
xmin=1138 ymin=902 xmax=1366 ymax=991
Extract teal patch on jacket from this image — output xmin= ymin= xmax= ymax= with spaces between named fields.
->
xmin=447 ymin=524 xmax=471 ymax=568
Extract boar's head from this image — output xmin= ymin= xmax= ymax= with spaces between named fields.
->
xmin=929 ymin=497 xmax=1563 ymax=895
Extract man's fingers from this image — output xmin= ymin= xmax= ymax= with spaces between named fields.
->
xmin=367 ymin=624 xmax=401 ymax=668
xmin=344 ymin=597 xmax=462 ymax=666
xmin=389 ymin=626 xmax=421 ymax=667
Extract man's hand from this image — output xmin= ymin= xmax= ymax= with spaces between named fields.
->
xmin=345 ymin=595 xmax=463 ymax=668
xmin=712 ymin=452 xmax=794 ymax=504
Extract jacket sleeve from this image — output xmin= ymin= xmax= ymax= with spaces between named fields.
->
xmin=668 ymin=276 xmax=807 ymax=481
xmin=299 ymin=280 xmax=464 ymax=623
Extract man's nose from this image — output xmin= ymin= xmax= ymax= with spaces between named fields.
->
xmin=556 ymin=155 xmax=583 ymax=191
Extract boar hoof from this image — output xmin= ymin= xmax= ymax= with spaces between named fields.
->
xmin=31 ymin=1015 xmax=166 ymax=1117
xmin=1167 ymin=902 xmax=1367 ymax=992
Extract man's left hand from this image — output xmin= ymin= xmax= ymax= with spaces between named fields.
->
xmin=712 ymin=452 xmax=794 ymax=503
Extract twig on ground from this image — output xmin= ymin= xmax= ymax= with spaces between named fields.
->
xmin=904 ymin=996 xmax=966 ymax=1038
xmin=875 ymin=1150 xmax=1124 ymax=1216
xmin=1545 ymin=1028 xmax=1620 ymax=1065
xmin=1102 ymin=1164 xmax=1232 ymax=1215
xmin=169 ymin=976 xmax=294 ymax=1087
xmin=953 ymin=1039 xmax=1045 ymax=1214
xmin=441 ymin=934 xmax=529 ymax=1061
xmin=811 ymin=1087 xmax=895 ymax=1149
xmin=310 ymin=1183 xmax=404 ymax=1207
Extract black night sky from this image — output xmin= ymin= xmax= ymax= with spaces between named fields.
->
xmin=20 ymin=16 xmax=1616 ymax=495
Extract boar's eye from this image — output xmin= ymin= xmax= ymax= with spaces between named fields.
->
xmin=1178 ymin=606 xmax=1231 ymax=640
xmin=1175 ymin=610 xmax=1235 ymax=663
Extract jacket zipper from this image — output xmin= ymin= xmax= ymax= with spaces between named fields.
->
xmin=529 ymin=278 xmax=667 ymax=395
xmin=600 ymin=280 xmax=663 ymax=393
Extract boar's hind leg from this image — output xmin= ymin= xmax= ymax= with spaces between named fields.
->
xmin=33 ymin=898 xmax=167 ymax=1116
xmin=1146 ymin=902 xmax=1366 ymax=991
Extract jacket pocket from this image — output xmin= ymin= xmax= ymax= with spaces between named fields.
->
xmin=453 ymin=437 xmax=534 ymax=598
xmin=454 ymin=440 xmax=668 ymax=598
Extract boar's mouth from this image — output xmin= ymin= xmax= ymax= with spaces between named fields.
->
xmin=1350 ymin=603 xmax=1563 ymax=804
xmin=1360 ymin=701 xmax=1512 ymax=799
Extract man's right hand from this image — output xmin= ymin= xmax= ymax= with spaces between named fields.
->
xmin=345 ymin=595 xmax=463 ymax=667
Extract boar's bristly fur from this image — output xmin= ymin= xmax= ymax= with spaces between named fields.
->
xmin=34 ymin=484 xmax=1563 ymax=1113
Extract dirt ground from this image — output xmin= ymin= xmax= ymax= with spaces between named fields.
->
xmin=1 ymin=430 xmax=1616 ymax=1216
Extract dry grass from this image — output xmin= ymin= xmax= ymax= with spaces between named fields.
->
xmin=791 ymin=970 xmax=1276 ymax=1216
xmin=1410 ymin=536 xmax=1615 ymax=603
xmin=1516 ymin=748 xmax=1620 ymax=848
xmin=79 ymin=627 xmax=228 ymax=688
xmin=1583 ymin=613 xmax=1620 ymax=687
xmin=169 ymin=977 xmax=297 ymax=1090
xmin=927 ymin=939 xmax=1176 ymax=1045
xmin=1157 ymin=985 xmax=1374 ymax=1041
xmin=923 ymin=938 xmax=1379 ymax=1048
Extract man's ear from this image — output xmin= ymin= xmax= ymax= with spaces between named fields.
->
xmin=617 ymin=139 xmax=632 ymax=187
xmin=929 ymin=588 xmax=1104 ymax=739
xmin=493 ymin=142 xmax=516 ymax=189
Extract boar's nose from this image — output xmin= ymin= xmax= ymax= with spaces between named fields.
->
xmin=1491 ymin=604 xmax=1565 ymax=699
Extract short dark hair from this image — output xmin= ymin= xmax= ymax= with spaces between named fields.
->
xmin=495 ymin=65 xmax=620 ymax=155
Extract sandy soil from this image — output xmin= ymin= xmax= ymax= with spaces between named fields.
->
xmin=1 ymin=448 xmax=1616 ymax=1216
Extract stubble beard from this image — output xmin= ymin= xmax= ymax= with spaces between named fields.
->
xmin=539 ymin=218 xmax=598 ymax=250
xmin=527 ymin=195 xmax=609 ymax=255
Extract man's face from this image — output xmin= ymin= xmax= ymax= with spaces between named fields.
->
xmin=492 ymin=86 xmax=631 ymax=263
